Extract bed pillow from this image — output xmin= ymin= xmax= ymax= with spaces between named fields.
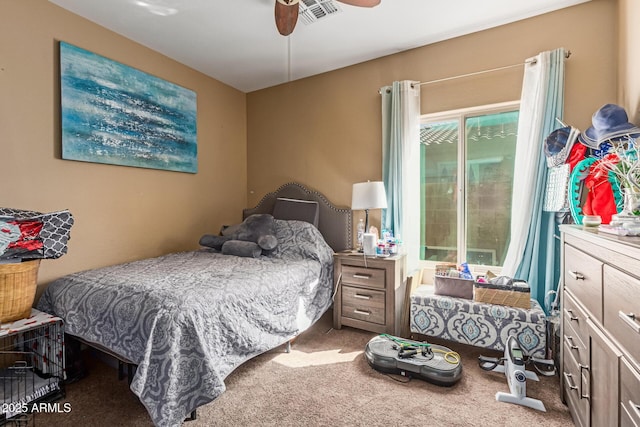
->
xmin=272 ymin=198 xmax=319 ymax=227
xmin=221 ymin=240 xmax=262 ymax=258
xmin=270 ymin=219 xmax=333 ymax=266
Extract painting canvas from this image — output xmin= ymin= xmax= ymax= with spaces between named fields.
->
xmin=60 ymin=42 xmax=197 ymax=173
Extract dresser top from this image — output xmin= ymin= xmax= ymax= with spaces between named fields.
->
xmin=561 ymin=224 xmax=640 ymax=250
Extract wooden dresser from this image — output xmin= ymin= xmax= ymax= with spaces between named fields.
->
xmin=332 ymin=253 xmax=406 ymax=335
xmin=560 ymin=225 xmax=640 ymax=427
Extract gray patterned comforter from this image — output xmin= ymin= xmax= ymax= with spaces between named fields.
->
xmin=37 ymin=220 xmax=334 ymax=426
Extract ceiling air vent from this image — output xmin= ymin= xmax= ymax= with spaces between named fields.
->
xmin=299 ymin=0 xmax=342 ymax=25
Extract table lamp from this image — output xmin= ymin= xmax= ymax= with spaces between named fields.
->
xmin=351 ymin=181 xmax=388 ymax=237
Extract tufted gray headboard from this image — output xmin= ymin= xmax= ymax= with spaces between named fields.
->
xmin=243 ymin=182 xmax=352 ymax=253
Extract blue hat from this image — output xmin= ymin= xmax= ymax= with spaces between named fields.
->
xmin=544 ymin=126 xmax=578 ymax=167
xmin=578 ymin=104 xmax=640 ymax=149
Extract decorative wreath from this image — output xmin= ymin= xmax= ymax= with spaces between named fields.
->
xmin=568 ymin=157 xmax=623 ymax=225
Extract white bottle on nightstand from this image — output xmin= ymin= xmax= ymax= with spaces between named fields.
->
xmin=357 ymin=218 xmax=365 ymax=251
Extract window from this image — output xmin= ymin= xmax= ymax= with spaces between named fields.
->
xmin=420 ymin=102 xmax=519 ymax=268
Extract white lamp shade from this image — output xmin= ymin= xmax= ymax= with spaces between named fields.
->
xmin=351 ymin=181 xmax=388 ymax=210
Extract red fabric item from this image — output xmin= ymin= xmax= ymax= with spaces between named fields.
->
xmin=582 ymin=157 xmax=618 ymax=224
xmin=7 ymin=220 xmax=44 ymax=251
xmin=567 ymin=143 xmax=587 ymax=171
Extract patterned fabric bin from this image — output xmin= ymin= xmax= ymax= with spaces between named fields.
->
xmin=410 ymin=284 xmax=546 ymax=358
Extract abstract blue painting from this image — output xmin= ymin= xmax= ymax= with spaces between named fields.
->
xmin=60 ymin=42 xmax=197 ymax=173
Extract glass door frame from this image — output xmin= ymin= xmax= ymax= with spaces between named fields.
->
xmin=419 ymin=100 xmax=520 ymax=270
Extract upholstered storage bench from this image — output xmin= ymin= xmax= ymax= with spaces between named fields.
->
xmin=409 ymin=284 xmax=547 ymax=358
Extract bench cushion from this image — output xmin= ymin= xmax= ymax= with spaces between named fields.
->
xmin=410 ymin=285 xmax=547 ymax=358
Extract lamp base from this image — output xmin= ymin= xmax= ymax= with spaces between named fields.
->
xmin=364 ymin=209 xmax=370 ymax=237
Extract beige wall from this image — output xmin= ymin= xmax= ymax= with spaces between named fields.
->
xmin=247 ymin=0 xmax=617 ymax=231
xmin=0 ymin=0 xmax=248 ymax=297
xmin=619 ymin=0 xmax=640 ymax=123
xmin=1 ymin=0 xmax=624 ymax=298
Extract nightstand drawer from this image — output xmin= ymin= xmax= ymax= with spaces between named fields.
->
xmin=333 ymin=253 xmax=406 ymax=335
xmin=341 ymin=265 xmax=386 ymax=289
xmin=341 ymin=285 xmax=385 ymax=325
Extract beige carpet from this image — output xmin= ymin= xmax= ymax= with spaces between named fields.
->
xmin=37 ymin=310 xmax=574 ymax=426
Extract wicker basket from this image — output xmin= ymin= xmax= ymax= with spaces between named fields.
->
xmin=474 ymin=282 xmax=531 ymax=309
xmin=0 ymin=259 xmax=40 ymax=323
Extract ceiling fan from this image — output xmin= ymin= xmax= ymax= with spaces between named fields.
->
xmin=275 ymin=0 xmax=381 ymax=36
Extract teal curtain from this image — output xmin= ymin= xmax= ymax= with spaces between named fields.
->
xmin=380 ymin=81 xmax=421 ymax=273
xmin=513 ymin=48 xmax=566 ymax=308
xmin=381 ymin=81 xmax=403 ymax=236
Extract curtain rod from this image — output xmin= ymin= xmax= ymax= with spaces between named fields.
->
xmin=405 ymin=50 xmax=572 ymax=90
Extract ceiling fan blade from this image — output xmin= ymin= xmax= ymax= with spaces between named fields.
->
xmin=275 ymin=0 xmax=300 ymax=36
xmin=336 ymin=0 xmax=381 ymax=7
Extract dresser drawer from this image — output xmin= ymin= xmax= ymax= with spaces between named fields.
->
xmin=341 ymin=265 xmax=386 ymax=289
xmin=622 ymin=405 xmax=639 ymax=427
xmin=564 ymin=292 xmax=588 ymax=354
xmin=564 ymin=244 xmax=603 ymax=322
xmin=621 ymin=357 xmax=640 ymax=426
xmin=603 ymin=265 xmax=640 ymax=366
xmin=564 ymin=319 xmax=588 ymax=367
xmin=341 ymin=285 xmax=385 ymax=325
xmin=563 ymin=339 xmax=589 ymax=427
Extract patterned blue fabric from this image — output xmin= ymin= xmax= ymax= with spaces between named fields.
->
xmin=410 ymin=285 xmax=546 ymax=358
xmin=37 ymin=220 xmax=333 ymax=427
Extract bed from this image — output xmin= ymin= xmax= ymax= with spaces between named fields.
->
xmin=36 ymin=182 xmax=352 ymax=427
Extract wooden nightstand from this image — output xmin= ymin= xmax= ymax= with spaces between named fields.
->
xmin=333 ymin=252 xmax=406 ymax=335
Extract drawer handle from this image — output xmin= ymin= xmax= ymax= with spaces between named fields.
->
xmin=563 ymin=372 xmax=578 ymax=391
xmin=568 ymin=270 xmax=585 ymax=280
xmin=564 ymin=335 xmax=579 ymax=350
xmin=619 ymin=311 xmax=640 ymax=334
xmin=353 ymin=309 xmax=371 ymax=316
xmin=565 ymin=308 xmax=579 ymax=322
xmin=353 ymin=273 xmax=372 ymax=279
xmin=630 ymin=401 xmax=640 ymax=420
xmin=579 ymin=363 xmax=590 ymax=400
xmin=354 ymin=294 xmax=371 ymax=300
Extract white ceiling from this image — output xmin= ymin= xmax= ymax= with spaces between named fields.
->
xmin=49 ymin=0 xmax=589 ymax=93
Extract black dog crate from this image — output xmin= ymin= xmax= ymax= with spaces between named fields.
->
xmin=1 ymin=310 xmax=66 ymax=426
